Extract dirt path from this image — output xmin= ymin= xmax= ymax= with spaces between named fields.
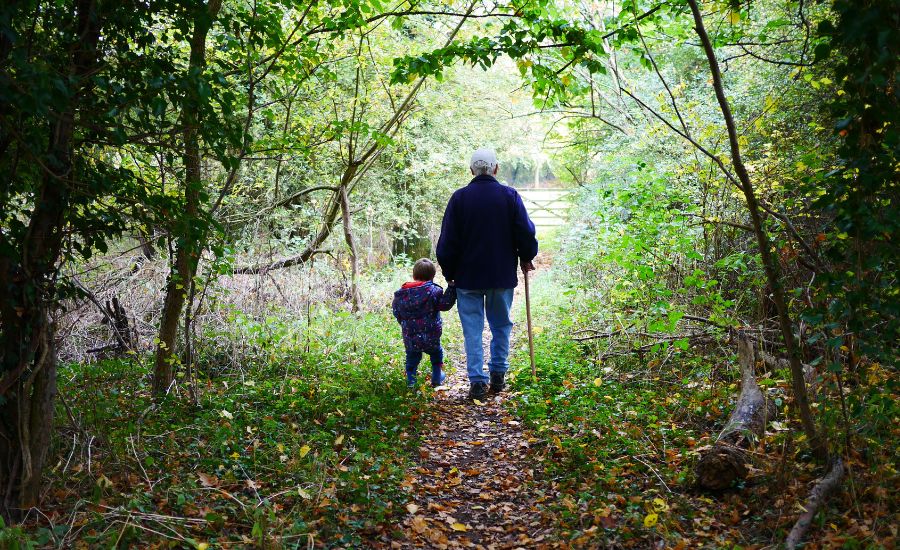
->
xmin=390 ymin=363 xmax=557 ymax=549
xmin=388 ymin=259 xmax=561 ymax=549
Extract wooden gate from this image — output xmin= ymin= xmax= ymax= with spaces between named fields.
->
xmin=518 ymin=188 xmax=573 ymax=228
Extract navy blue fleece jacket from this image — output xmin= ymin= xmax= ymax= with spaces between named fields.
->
xmin=435 ymin=175 xmax=538 ymax=289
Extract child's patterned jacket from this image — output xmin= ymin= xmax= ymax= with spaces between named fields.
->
xmin=391 ymin=281 xmax=456 ymax=351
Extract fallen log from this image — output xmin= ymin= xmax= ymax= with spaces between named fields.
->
xmin=760 ymin=351 xmax=822 ymax=404
xmin=696 ymin=335 xmax=776 ymax=490
xmin=760 ymin=351 xmax=816 ymax=384
xmin=785 ymin=458 xmax=845 ymax=549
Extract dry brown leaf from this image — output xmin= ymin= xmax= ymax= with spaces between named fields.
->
xmin=197 ymin=472 xmax=219 ymax=487
xmin=411 ymin=515 xmax=428 ymax=534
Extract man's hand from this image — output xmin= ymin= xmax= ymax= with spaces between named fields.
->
xmin=520 ymin=260 xmax=535 ymax=273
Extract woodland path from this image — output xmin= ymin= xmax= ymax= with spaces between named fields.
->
xmin=384 ymin=257 xmax=563 ymax=549
xmin=389 ymin=361 xmax=557 ymax=549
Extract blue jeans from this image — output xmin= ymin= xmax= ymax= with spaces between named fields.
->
xmin=456 ymin=288 xmax=514 ymax=384
xmin=405 ymin=347 xmax=444 ymax=385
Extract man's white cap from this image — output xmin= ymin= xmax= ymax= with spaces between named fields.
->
xmin=470 ymin=148 xmax=498 ymax=171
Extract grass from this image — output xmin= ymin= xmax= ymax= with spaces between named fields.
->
xmin=30 ymin=309 xmax=428 ymax=548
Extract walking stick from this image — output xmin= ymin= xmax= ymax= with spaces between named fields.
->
xmin=524 ymin=269 xmax=536 ymax=380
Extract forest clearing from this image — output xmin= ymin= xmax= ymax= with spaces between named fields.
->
xmin=0 ymin=0 xmax=897 ymax=548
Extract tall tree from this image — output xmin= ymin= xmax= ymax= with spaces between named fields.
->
xmin=0 ymin=0 xmax=189 ymax=515
xmin=0 ymin=0 xmax=105 ymax=516
xmin=153 ymin=0 xmax=224 ymax=396
xmin=684 ymin=0 xmax=825 ymax=458
xmin=812 ymin=0 xmax=899 ymax=364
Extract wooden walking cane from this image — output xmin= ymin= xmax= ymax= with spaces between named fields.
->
xmin=524 ymin=269 xmax=536 ymax=379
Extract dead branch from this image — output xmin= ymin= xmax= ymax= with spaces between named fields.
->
xmin=572 ymin=328 xmax=626 ymax=341
xmin=72 ymin=280 xmax=135 ymax=353
xmin=785 ymin=459 xmax=845 ymax=549
xmin=759 ymin=351 xmax=817 ymax=390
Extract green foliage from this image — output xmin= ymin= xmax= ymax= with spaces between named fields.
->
xmin=50 ymin=310 xmax=424 ymax=547
xmin=507 ymin=259 xmax=898 ymax=546
xmin=806 ymin=0 xmax=900 ymax=363
xmin=0 ymin=1 xmax=184 ymax=269
xmin=0 ymin=516 xmax=50 ymax=550
xmin=505 ymin=269 xmax=747 ymax=546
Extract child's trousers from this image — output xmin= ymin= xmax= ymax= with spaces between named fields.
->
xmin=405 ymin=347 xmax=444 ymax=386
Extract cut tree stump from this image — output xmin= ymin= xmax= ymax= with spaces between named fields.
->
xmin=696 ymin=335 xmax=776 ymax=490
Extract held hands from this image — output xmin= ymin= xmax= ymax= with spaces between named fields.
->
xmin=520 ymin=260 xmax=536 ymax=273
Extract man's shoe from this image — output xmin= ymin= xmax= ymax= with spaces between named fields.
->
xmin=489 ymin=372 xmax=506 ymax=394
xmin=468 ymin=381 xmax=489 ymax=400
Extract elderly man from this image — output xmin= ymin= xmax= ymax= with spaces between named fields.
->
xmin=436 ymin=148 xmax=539 ymax=400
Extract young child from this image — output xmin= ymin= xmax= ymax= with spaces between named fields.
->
xmin=392 ymin=258 xmax=456 ymax=388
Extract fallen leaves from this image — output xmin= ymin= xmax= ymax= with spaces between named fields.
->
xmin=96 ymin=474 xmax=114 ymax=489
xmin=410 ymin=515 xmax=428 ymax=534
xmin=197 ymin=472 xmax=219 ymax=488
xmin=652 ymin=497 xmax=669 ymax=512
xmin=397 ymin=368 xmax=558 ymax=548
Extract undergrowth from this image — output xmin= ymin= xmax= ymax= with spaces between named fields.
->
xmin=25 ymin=310 xmax=426 ymax=548
xmin=6 ymin=253 xmax=895 ymax=549
xmin=507 ymin=265 xmax=898 ymax=549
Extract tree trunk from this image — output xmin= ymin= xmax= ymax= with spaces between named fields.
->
xmin=339 ymin=184 xmax=362 ymax=312
xmin=153 ymin=242 xmax=192 ymax=395
xmin=0 ymin=0 xmax=101 ymax=518
xmin=686 ymin=0 xmax=826 ymax=460
xmin=0 ymin=316 xmax=56 ymax=517
xmin=152 ymin=0 xmax=221 ymax=396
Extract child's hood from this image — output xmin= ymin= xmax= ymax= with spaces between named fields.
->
xmin=401 ymin=280 xmax=428 ymax=289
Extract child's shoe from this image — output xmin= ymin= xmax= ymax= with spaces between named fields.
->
xmin=431 ymin=369 xmax=447 ymax=388
xmin=406 ymin=371 xmax=417 ymax=388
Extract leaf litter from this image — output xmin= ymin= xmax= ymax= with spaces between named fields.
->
xmin=388 ymin=364 xmax=560 ymax=549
